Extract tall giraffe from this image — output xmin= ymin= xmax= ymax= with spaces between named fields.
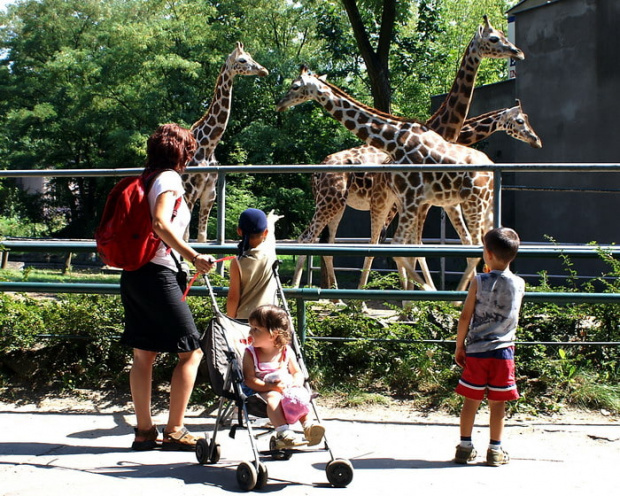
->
xmin=276 ymin=67 xmax=498 ymax=291
xmin=292 ymin=100 xmax=541 ymax=289
xmin=182 ymin=42 xmax=268 ymax=242
xmin=427 ymin=15 xmax=524 ymax=142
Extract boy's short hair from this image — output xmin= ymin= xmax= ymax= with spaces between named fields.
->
xmin=484 ymin=227 xmax=520 ymax=263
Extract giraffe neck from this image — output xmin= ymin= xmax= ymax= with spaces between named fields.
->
xmin=316 ymin=81 xmax=427 ymax=162
xmin=456 ymin=108 xmax=504 ymax=146
xmin=426 ymin=36 xmax=482 ymax=142
xmin=190 ymin=65 xmax=234 ymax=164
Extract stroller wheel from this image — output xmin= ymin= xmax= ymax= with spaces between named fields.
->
xmin=236 ymin=461 xmax=258 ymax=491
xmin=209 ymin=440 xmax=221 ymax=463
xmin=196 ymin=438 xmax=221 ymax=465
xmin=195 ymin=438 xmax=209 ymax=465
xmin=269 ymin=435 xmax=292 ymax=460
xmin=326 ymin=458 xmax=354 ymax=487
xmin=256 ymin=462 xmax=268 ymax=490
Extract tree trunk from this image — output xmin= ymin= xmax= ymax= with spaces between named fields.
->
xmin=341 ymin=0 xmax=396 ymax=113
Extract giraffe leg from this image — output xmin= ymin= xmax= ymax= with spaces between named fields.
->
xmin=443 ymin=205 xmax=478 ymax=292
xmin=322 ymin=208 xmax=346 ymax=289
xmin=392 ymin=210 xmax=434 ymax=291
xmin=357 ymin=198 xmax=395 ymax=290
xmin=292 ymin=174 xmax=348 ymax=288
xmin=455 ymin=198 xmax=494 ymax=291
xmin=196 ymin=174 xmax=217 ymax=243
xmin=412 ymin=203 xmax=436 ymax=291
xmin=182 ymin=192 xmax=199 ymax=242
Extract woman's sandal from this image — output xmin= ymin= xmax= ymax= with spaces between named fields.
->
xmin=131 ymin=425 xmax=160 ymax=451
xmin=162 ymin=426 xmax=198 ymax=451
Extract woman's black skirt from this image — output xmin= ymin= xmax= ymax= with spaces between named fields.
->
xmin=120 ymin=262 xmax=200 ymax=353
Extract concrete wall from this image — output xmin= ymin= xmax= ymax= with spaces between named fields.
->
xmin=507 ymin=0 xmax=620 ymax=278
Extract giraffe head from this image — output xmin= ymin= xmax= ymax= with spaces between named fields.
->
xmin=275 ymin=66 xmax=326 ymax=111
xmin=475 ymin=15 xmax=524 ymax=60
xmin=226 ymin=41 xmax=269 ymax=77
xmin=503 ymin=99 xmax=542 ymax=148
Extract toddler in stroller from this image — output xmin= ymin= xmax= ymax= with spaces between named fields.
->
xmin=242 ymin=304 xmax=325 ymax=449
xmin=197 ymin=262 xmax=353 ymax=490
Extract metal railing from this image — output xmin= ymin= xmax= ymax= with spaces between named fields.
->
xmin=2 ymin=163 xmax=620 ymax=345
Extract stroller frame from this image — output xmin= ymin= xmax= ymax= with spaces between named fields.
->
xmin=196 ymin=260 xmax=354 ymax=491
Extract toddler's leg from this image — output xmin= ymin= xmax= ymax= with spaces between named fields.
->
xmin=454 ymin=397 xmax=482 ymax=464
xmin=488 ymin=399 xmax=506 ymax=443
xmin=299 ymin=414 xmax=325 ymax=446
xmin=263 ymin=391 xmax=287 ymax=427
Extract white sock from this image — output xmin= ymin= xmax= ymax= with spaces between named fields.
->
xmin=460 ymin=441 xmax=474 ymax=448
xmin=275 ymin=424 xmax=290 ymax=433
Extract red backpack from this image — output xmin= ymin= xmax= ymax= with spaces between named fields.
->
xmin=95 ymin=170 xmax=181 ymax=271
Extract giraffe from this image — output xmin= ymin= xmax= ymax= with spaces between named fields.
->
xmin=458 ymin=100 xmax=541 ymax=148
xmin=292 ymin=100 xmax=541 ymax=289
xmin=182 ymin=42 xmax=268 ymax=242
xmin=289 ymin=16 xmax=524 ymax=290
xmin=426 ymin=15 xmax=524 ymax=142
xmin=276 ymin=67 xmax=497 ymax=292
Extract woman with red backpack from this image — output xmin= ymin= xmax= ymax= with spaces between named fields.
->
xmin=120 ymin=123 xmax=215 ymax=451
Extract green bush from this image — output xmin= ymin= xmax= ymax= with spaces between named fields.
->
xmin=1 ymin=249 xmax=619 ymax=414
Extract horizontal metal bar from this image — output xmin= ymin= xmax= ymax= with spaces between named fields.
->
xmin=31 ymin=333 xmax=620 ymax=347
xmin=2 ymin=163 xmax=620 ymax=178
xmin=308 ymin=337 xmax=620 ymax=346
xmin=2 ymin=282 xmax=619 ymax=304
xmin=2 ymin=240 xmax=619 ymax=258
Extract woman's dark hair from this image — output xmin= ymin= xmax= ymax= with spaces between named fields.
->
xmin=144 ymin=123 xmax=196 ymax=173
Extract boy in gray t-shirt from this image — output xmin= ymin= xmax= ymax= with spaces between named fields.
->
xmin=454 ymin=227 xmax=525 ymax=467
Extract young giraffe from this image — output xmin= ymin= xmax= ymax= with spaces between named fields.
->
xmin=276 ymin=67 xmax=496 ymax=291
xmin=182 ymin=42 xmax=268 ymax=242
xmin=291 ymin=16 xmax=524 ymax=289
xmin=292 ymin=100 xmax=541 ymax=289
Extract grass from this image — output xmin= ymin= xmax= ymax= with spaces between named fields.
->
xmin=0 ymin=254 xmax=299 ymax=285
xmin=1 ymin=267 xmax=121 ymax=284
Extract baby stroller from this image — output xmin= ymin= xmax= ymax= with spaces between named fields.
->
xmin=196 ymin=260 xmax=354 ymax=491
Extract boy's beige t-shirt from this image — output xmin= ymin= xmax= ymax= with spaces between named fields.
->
xmin=235 ymin=241 xmax=278 ymax=319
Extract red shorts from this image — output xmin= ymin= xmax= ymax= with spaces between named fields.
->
xmin=455 ymin=347 xmax=519 ymax=401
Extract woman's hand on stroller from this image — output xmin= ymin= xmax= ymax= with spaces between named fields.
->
xmin=192 ymin=254 xmax=215 ymax=274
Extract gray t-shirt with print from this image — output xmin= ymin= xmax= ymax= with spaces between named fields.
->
xmin=465 ymin=269 xmax=525 ymax=354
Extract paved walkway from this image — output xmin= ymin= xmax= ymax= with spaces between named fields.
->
xmin=1 ymin=398 xmax=618 ymax=495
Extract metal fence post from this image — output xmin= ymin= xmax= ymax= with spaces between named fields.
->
xmin=493 ymin=169 xmax=502 ymax=228
xmin=296 ymin=298 xmax=307 ymax=345
xmin=216 ymin=172 xmax=227 ymax=276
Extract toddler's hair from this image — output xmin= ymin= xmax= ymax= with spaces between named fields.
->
xmin=484 ymin=227 xmax=520 ymax=263
xmin=248 ymin=304 xmax=291 ymax=350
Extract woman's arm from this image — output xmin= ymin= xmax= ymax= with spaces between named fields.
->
xmin=152 ymin=190 xmax=214 ymax=273
xmin=226 ymin=258 xmax=241 ymax=318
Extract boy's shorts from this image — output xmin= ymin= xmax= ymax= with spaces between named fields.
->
xmin=455 ymin=347 xmax=519 ymax=401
